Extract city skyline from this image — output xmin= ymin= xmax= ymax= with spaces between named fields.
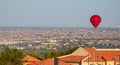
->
xmin=0 ymin=0 xmax=120 ymax=27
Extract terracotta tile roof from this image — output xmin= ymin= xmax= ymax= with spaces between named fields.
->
xmin=60 ymin=55 xmax=86 ymax=62
xmin=33 ymin=61 xmax=42 ymax=65
xmin=23 ymin=55 xmax=71 ymax=65
xmin=41 ymin=59 xmax=54 ymax=65
xmin=41 ymin=58 xmax=72 ymax=65
xmin=23 ymin=55 xmax=42 ymax=65
xmin=23 ymin=55 xmax=40 ymax=62
xmin=102 ymin=55 xmax=114 ymax=61
xmin=83 ymin=48 xmax=120 ymax=62
xmin=84 ymin=48 xmax=96 ymax=54
xmin=24 ymin=61 xmax=42 ymax=65
xmin=97 ymin=50 xmax=120 ymax=62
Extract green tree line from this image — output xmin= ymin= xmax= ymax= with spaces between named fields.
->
xmin=0 ymin=46 xmax=79 ymax=65
xmin=0 ymin=47 xmax=24 ymax=65
xmin=44 ymin=46 xmax=79 ymax=59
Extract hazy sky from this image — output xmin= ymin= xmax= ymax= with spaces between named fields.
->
xmin=0 ymin=0 xmax=120 ymax=27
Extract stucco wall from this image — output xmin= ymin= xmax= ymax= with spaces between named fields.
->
xmin=116 ymin=62 xmax=120 ymax=65
xmin=82 ymin=62 xmax=105 ymax=65
xmin=68 ymin=62 xmax=80 ymax=65
xmin=106 ymin=61 xmax=114 ymax=65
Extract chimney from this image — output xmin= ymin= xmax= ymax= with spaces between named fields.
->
xmin=54 ymin=58 xmax=59 ymax=65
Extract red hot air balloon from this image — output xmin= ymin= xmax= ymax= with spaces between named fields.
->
xmin=90 ymin=15 xmax=101 ymax=29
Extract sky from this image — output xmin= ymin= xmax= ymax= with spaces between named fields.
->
xmin=0 ymin=0 xmax=120 ymax=27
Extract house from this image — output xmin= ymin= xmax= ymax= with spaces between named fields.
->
xmin=59 ymin=47 xmax=120 ymax=65
xmin=23 ymin=47 xmax=120 ymax=65
xmin=59 ymin=55 xmax=86 ymax=65
xmin=82 ymin=48 xmax=120 ymax=65
xmin=23 ymin=55 xmax=71 ymax=65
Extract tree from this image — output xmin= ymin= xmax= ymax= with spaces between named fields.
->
xmin=0 ymin=47 xmax=24 ymax=65
xmin=44 ymin=46 xmax=79 ymax=59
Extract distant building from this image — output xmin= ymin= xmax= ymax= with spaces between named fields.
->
xmin=49 ymin=39 xmax=57 ymax=43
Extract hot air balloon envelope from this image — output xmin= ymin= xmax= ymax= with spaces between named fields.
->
xmin=90 ymin=15 xmax=101 ymax=29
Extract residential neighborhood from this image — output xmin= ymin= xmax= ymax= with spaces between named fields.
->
xmin=0 ymin=27 xmax=119 ymax=50
xmin=23 ymin=47 xmax=120 ymax=65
